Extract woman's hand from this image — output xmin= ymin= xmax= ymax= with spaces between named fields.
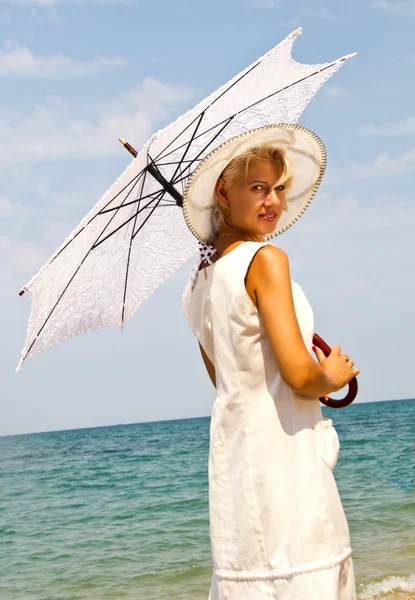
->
xmin=312 ymin=345 xmax=360 ymax=394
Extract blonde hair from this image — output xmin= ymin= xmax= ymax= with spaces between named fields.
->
xmin=211 ymin=144 xmax=294 ymax=242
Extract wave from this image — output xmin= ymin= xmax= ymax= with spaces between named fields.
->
xmin=357 ymin=574 xmax=415 ymax=600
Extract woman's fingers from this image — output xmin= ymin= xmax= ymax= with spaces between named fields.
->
xmin=312 ymin=342 xmax=360 ymax=392
xmin=312 ymin=345 xmax=326 ymax=363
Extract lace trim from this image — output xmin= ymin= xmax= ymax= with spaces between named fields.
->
xmin=215 ymin=546 xmax=353 ymax=582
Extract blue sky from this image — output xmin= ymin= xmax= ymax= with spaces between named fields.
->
xmin=1 ymin=0 xmax=414 ymax=435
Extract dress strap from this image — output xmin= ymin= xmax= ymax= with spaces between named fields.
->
xmin=229 ymin=241 xmax=274 ymax=300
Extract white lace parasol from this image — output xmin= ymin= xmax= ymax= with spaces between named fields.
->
xmin=17 ymin=27 xmax=355 ymax=370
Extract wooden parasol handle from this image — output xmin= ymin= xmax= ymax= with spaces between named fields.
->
xmin=119 ymin=137 xmax=138 ymax=157
xmin=312 ymin=333 xmax=358 ymax=408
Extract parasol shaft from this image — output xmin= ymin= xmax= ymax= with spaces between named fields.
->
xmin=119 ymin=138 xmax=183 ymax=207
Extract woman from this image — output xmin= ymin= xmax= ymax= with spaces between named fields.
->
xmin=182 ymin=124 xmax=360 ymax=599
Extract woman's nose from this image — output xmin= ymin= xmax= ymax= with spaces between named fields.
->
xmin=264 ymin=189 xmax=283 ymax=207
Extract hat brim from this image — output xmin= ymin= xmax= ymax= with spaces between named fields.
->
xmin=182 ymin=123 xmax=326 ymax=244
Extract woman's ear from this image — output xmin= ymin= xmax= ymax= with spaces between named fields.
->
xmin=215 ymin=177 xmax=229 ymax=207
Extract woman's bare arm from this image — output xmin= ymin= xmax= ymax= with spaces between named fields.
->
xmin=248 ymin=245 xmax=336 ymax=398
xmin=198 ymin=342 xmax=216 ymax=389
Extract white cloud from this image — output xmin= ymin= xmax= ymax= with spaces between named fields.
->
xmin=300 ymin=7 xmax=336 ymax=20
xmin=299 ymin=191 xmax=415 ymax=234
xmin=325 ymin=146 xmax=415 ymax=184
xmin=360 ymin=116 xmax=415 ymax=135
xmin=0 ymin=41 xmax=125 ymax=78
xmin=251 ymin=3 xmax=335 ymax=17
xmin=0 ymin=235 xmax=49 ymax=297
xmin=0 ymin=0 xmax=52 ymax=3
xmin=1 ymin=0 xmax=130 ymax=4
xmin=0 ymin=236 xmax=46 ymax=273
xmin=47 ymin=6 xmax=62 ymax=20
xmin=44 ymin=94 xmax=70 ymax=109
xmin=0 ymin=187 xmax=99 ymax=297
xmin=372 ymin=0 xmax=415 ymax=16
xmin=251 ymin=0 xmax=279 ymax=7
xmin=0 ymin=196 xmax=33 ymax=218
xmin=275 ymin=18 xmax=301 ymax=28
xmin=0 ymin=78 xmax=194 ymax=166
xmin=285 ymin=191 xmax=415 ymax=326
xmin=323 ymin=85 xmax=349 ymax=97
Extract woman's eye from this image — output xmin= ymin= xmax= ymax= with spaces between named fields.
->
xmin=276 ymin=184 xmax=285 ymax=191
xmin=252 ymin=185 xmax=264 ymax=191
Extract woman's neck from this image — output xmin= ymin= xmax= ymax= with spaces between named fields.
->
xmin=211 ymin=231 xmax=263 ymax=261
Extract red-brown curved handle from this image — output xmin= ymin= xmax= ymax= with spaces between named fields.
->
xmin=312 ymin=333 xmax=358 ymax=409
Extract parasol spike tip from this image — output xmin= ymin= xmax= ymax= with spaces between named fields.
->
xmin=286 ymin=27 xmax=302 ymax=41
xmin=343 ymin=52 xmax=357 ymax=61
xmin=118 ymin=137 xmax=126 ymax=145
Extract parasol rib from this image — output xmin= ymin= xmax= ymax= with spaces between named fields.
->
xmin=91 ymin=191 xmax=165 ymax=250
xmin=169 ymin=112 xmax=205 ymax=186
xmin=121 ymin=169 xmax=148 ymax=325
xmin=158 ymin=59 xmax=344 ymax=167
xmin=21 ymin=172 xmax=146 ymax=364
xmin=132 ymin=190 xmax=166 ymax=240
xmin=48 ymin=169 xmax=146 ymax=265
xmin=99 ymin=186 xmax=167 ymax=214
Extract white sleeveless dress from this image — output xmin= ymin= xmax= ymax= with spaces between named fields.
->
xmin=182 ymin=241 xmax=356 ymax=600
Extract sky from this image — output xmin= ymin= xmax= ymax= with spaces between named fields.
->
xmin=1 ymin=0 xmax=414 ymax=436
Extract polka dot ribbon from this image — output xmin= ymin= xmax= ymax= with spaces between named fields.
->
xmin=189 ymin=241 xmax=218 ymax=290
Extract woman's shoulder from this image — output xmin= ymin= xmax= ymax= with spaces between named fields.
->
xmin=250 ymin=243 xmax=289 ymax=270
xmin=237 ymin=243 xmax=290 ymax=308
xmin=247 ymin=242 xmax=290 ymax=284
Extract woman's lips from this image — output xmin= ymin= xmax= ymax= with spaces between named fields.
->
xmin=259 ymin=214 xmax=277 ymax=222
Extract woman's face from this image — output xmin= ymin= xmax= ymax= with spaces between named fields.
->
xmin=215 ymin=159 xmax=288 ymax=239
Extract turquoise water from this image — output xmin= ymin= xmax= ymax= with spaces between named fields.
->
xmin=1 ymin=398 xmax=414 ymax=599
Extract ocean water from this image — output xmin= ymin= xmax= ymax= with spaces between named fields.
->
xmin=1 ymin=398 xmax=414 ymax=600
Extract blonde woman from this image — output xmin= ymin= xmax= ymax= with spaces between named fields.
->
xmin=182 ymin=124 xmax=360 ymax=600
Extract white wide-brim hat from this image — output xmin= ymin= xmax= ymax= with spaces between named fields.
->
xmin=182 ymin=123 xmax=326 ymax=244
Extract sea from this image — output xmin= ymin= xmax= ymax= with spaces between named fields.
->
xmin=1 ymin=398 xmax=414 ymax=600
